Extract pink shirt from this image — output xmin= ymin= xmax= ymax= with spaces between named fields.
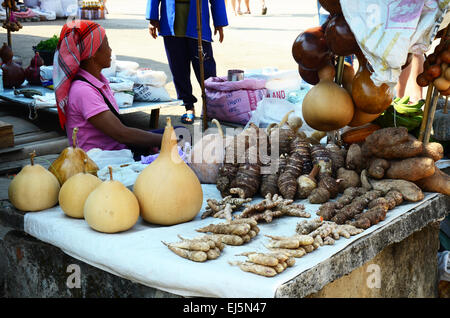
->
xmin=66 ymin=69 xmax=127 ymax=152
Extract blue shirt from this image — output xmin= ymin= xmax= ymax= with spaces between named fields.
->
xmin=146 ymin=0 xmax=228 ymax=42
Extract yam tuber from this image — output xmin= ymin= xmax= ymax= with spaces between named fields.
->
xmin=296 ymin=164 xmax=319 ymax=199
xmin=421 ymin=142 xmax=444 ymax=162
xmin=346 ymin=143 xmax=363 ymax=172
xmin=366 ymin=134 xmax=424 ymax=160
xmin=415 ymin=167 xmax=450 ymax=196
xmin=385 ymin=157 xmax=435 ymax=182
xmin=308 ymin=187 xmax=331 ymax=204
xmin=367 ymin=158 xmax=390 ymax=179
xmin=337 ymin=167 xmax=361 ymax=192
xmin=369 ymin=178 xmax=424 ymax=202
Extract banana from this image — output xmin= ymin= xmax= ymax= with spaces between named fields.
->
xmin=393 ymin=104 xmax=424 ymax=115
xmin=394 ymin=96 xmax=410 ymax=105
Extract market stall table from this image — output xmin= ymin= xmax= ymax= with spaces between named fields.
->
xmin=0 ymin=86 xmax=182 ymax=128
xmin=0 ymin=183 xmax=448 ymax=298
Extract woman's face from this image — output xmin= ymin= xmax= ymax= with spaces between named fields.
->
xmin=94 ymin=35 xmax=112 ymax=69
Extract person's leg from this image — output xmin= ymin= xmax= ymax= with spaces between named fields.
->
xmin=261 ymin=0 xmax=267 ymax=15
xmin=189 ymin=38 xmax=217 ymax=86
xmin=231 ymin=0 xmax=237 ymax=15
xmin=396 ymin=54 xmax=424 ymax=101
xmin=244 ymin=0 xmax=250 ymax=14
xmin=163 ymin=36 xmax=197 ymax=120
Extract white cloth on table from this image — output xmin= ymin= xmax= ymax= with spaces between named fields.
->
xmin=23 ymin=185 xmax=438 ymax=298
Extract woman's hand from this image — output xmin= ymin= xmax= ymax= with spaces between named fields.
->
xmin=149 ymin=20 xmax=160 ymax=39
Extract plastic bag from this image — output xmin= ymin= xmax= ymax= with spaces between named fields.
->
xmin=39 ymin=0 xmax=65 ymax=18
xmin=340 ymin=0 xmax=448 ymax=87
xmin=133 ymin=84 xmax=171 ymax=102
xmin=114 ymin=91 xmax=134 ymax=108
xmin=86 ymin=148 xmax=135 ymax=171
xmin=108 ymin=77 xmax=134 ymax=92
xmin=245 ymin=97 xmax=314 ymax=134
xmin=132 ymin=69 xmax=167 ymax=87
xmin=60 ymin=0 xmax=78 ymax=16
xmin=97 ymin=162 xmax=147 ymax=188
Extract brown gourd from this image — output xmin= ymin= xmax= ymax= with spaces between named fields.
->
xmin=8 ymin=152 xmax=60 ymax=212
xmin=134 ymin=117 xmax=203 ymax=225
xmin=351 ymin=52 xmax=394 ymax=114
xmin=49 ymin=128 xmax=99 ymax=185
xmin=302 ymin=64 xmax=355 ymax=131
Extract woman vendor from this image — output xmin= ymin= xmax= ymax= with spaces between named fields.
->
xmin=53 ymin=20 xmax=164 ymax=156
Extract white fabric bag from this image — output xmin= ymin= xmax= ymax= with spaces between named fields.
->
xmin=133 ymin=84 xmax=171 ymax=102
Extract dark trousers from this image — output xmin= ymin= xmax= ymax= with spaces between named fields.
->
xmin=163 ymin=36 xmax=217 ymax=111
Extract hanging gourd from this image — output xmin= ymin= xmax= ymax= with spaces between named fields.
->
xmin=134 ymin=117 xmax=203 ymax=226
xmin=8 ymin=151 xmax=60 ymax=212
xmin=49 ymin=127 xmax=99 ymax=185
xmin=351 ymin=52 xmax=394 ymax=114
xmin=302 ymin=64 xmax=355 ymax=131
xmin=84 ymin=167 xmax=140 ymax=233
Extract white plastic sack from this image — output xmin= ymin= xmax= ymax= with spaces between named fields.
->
xmin=265 ymin=73 xmax=302 ymax=100
xmin=101 ymin=54 xmax=117 ymax=78
xmin=114 ymin=91 xmax=134 ymax=108
xmin=132 ymin=69 xmax=167 ymax=87
xmin=24 ymin=0 xmax=39 ymax=7
xmin=245 ymin=97 xmax=314 ymax=134
xmin=115 ymin=60 xmax=140 ymax=74
xmin=133 ymin=84 xmax=171 ymax=102
xmin=340 ymin=0 xmax=448 ymax=87
xmin=108 ymin=77 xmax=134 ymax=92
xmin=60 ymin=0 xmax=78 ymax=17
xmin=86 ymin=148 xmax=135 ymax=171
xmin=39 ymin=0 xmax=65 ymax=18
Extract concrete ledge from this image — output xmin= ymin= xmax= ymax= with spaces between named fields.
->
xmin=276 ymin=194 xmax=449 ymax=297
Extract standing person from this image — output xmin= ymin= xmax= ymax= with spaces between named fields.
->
xmin=241 ymin=0 xmax=266 ymax=15
xmin=146 ymin=0 xmax=228 ymax=124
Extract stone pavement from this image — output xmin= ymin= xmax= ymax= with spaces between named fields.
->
xmin=0 ymin=0 xmax=319 ymax=133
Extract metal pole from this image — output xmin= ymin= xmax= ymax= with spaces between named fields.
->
xmin=196 ymin=0 xmax=208 ymax=131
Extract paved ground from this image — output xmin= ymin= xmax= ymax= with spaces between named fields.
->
xmin=0 ymin=0 xmax=320 ymax=131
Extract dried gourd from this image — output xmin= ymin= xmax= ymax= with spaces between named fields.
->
xmin=49 ymin=127 xmax=99 ymax=185
xmin=8 ymin=152 xmax=60 ymax=212
xmin=134 ymin=117 xmax=203 ymax=225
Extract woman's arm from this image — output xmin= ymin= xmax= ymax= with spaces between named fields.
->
xmin=88 ymin=110 xmax=162 ymax=148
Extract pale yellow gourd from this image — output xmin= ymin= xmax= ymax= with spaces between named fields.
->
xmin=134 ymin=117 xmax=203 ymax=225
xmin=59 ymin=160 xmax=102 ymax=219
xmin=8 ymin=152 xmax=60 ymax=212
xmin=84 ymin=167 xmax=140 ymax=233
xmin=302 ymin=65 xmax=355 ymax=131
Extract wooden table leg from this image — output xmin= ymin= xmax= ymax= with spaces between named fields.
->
xmin=149 ymin=108 xmax=160 ymax=129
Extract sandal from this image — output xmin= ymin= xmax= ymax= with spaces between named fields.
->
xmin=181 ymin=112 xmax=195 ymax=124
xmin=261 ymin=6 xmax=267 ymax=15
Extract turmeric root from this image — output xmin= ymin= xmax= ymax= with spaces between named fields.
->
xmin=295 ymin=217 xmax=323 ymax=235
xmin=265 ymin=234 xmax=314 ymax=246
xmin=162 ymin=242 xmax=208 ymax=262
xmin=196 ymin=223 xmax=251 ymax=236
xmin=230 ymin=261 xmax=279 ymax=277
xmin=236 ymin=252 xmax=279 ymax=267
xmin=267 ymin=247 xmax=306 ymax=258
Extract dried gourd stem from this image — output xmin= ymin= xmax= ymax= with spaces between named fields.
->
xmin=279 ymin=110 xmax=294 ymax=128
xmin=108 ymin=166 xmax=113 ymax=181
xmin=211 ymin=118 xmax=224 ymax=139
xmin=423 ymin=91 xmax=440 ymax=145
xmin=29 ymin=150 xmax=36 ymax=166
xmin=72 ymin=127 xmax=79 ymax=148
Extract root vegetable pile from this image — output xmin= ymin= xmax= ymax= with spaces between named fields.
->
xmin=264 ymin=233 xmax=318 ymax=258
